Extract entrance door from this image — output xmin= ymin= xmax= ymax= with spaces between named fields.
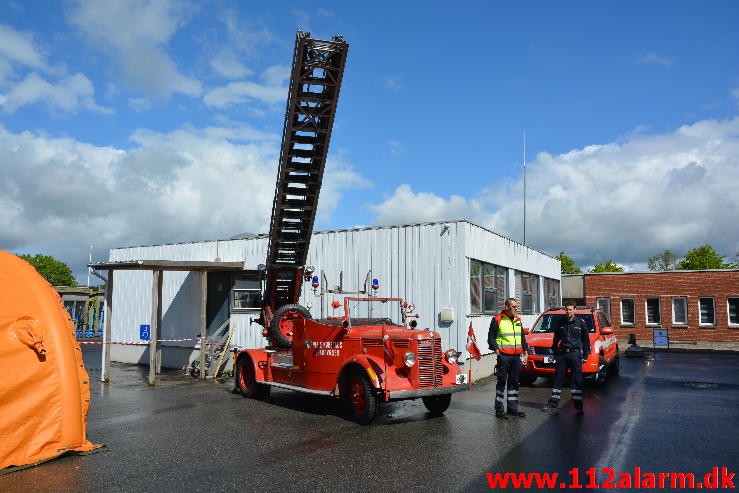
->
xmin=206 ymin=272 xmax=232 ymax=335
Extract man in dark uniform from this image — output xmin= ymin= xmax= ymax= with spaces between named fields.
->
xmin=542 ymin=303 xmax=591 ymax=415
xmin=488 ymin=298 xmax=529 ymax=419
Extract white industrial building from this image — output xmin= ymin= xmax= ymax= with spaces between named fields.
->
xmin=95 ymin=220 xmax=560 ymax=380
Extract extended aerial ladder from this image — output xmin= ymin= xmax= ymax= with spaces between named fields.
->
xmin=260 ymin=32 xmax=349 ymax=347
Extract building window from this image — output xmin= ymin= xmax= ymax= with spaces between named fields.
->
xmin=646 ymin=298 xmax=661 ymax=325
xmin=621 ymin=299 xmax=635 ymax=325
xmin=729 ymin=298 xmax=739 ymax=326
xmin=470 ymin=260 xmax=507 ymax=314
xmin=232 ymin=274 xmax=262 ymax=310
xmin=672 ymin=297 xmax=687 ymax=325
xmin=516 ymin=271 xmax=539 ymax=314
xmin=597 ymin=298 xmax=611 ymax=322
xmin=543 ymin=277 xmax=560 ymax=309
xmin=699 ymin=297 xmax=715 ymax=326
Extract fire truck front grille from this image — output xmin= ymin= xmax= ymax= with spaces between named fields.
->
xmin=417 ymin=338 xmax=442 ymax=388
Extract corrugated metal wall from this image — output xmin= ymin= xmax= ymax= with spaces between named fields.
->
xmin=106 ymin=220 xmax=560 ymax=366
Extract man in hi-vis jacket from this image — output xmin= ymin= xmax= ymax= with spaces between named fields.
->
xmin=488 ymin=298 xmax=529 ymax=419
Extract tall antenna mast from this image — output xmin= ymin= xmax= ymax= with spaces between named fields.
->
xmin=523 ymin=131 xmax=526 ymax=245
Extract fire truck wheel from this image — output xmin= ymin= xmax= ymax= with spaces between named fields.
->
xmin=347 ymin=370 xmax=378 ymax=425
xmin=270 ymin=303 xmax=312 ymax=349
xmin=235 ymin=355 xmax=268 ymax=399
xmin=422 ymin=394 xmax=451 ymax=416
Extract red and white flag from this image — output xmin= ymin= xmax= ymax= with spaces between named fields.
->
xmin=466 ymin=322 xmax=482 ymax=361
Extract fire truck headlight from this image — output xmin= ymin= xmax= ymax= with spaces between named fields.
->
xmin=403 ymin=352 xmax=416 ymax=367
xmin=445 ymin=349 xmax=458 ymax=364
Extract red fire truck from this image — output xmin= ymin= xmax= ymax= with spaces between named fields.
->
xmin=233 ymin=32 xmax=467 ymax=424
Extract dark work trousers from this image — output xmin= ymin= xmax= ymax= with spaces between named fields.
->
xmin=495 ymin=353 xmax=521 ymax=414
xmin=547 ymin=350 xmax=584 ymax=411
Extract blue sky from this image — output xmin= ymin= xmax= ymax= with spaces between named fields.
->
xmin=1 ymin=0 xmax=738 ymax=282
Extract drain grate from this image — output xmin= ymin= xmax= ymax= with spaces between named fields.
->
xmin=682 ymin=381 xmax=720 ymax=389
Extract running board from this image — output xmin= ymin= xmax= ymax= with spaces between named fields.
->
xmin=258 ymin=380 xmax=335 ymax=396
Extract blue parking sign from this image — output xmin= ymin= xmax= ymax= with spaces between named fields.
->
xmin=140 ymin=324 xmax=151 ymax=341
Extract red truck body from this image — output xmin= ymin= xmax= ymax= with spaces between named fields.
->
xmin=235 ymin=297 xmax=467 ymax=423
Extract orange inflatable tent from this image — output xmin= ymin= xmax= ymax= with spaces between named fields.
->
xmin=0 ymin=250 xmax=101 ymax=472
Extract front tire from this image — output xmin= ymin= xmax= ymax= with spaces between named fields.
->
xmin=347 ymin=370 xmax=378 ymax=425
xmin=235 ymin=355 xmax=268 ymax=399
xmin=592 ymin=355 xmax=609 ymax=387
xmin=422 ymin=394 xmax=452 ymax=416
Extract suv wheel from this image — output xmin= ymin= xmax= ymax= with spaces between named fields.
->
xmin=592 ymin=355 xmax=609 ymax=387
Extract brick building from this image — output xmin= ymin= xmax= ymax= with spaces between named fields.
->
xmin=563 ymin=270 xmax=739 ymax=344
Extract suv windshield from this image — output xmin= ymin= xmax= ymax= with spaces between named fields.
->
xmin=532 ymin=313 xmax=596 ymax=333
xmin=346 ymin=298 xmax=404 ymax=327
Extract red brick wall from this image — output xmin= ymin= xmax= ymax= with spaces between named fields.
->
xmin=583 ymin=271 xmax=739 ymax=343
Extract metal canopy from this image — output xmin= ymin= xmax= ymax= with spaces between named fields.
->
xmin=89 ymin=260 xmax=245 ymax=272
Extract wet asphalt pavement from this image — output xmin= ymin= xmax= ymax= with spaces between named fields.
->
xmin=1 ymin=348 xmax=738 ymax=492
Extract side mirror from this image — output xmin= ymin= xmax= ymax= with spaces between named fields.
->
xmin=523 ymin=327 xmax=531 ymax=335
xmin=601 ymin=327 xmax=614 ymax=335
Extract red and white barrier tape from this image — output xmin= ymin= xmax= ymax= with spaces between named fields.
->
xmin=78 ymin=337 xmax=201 ymax=345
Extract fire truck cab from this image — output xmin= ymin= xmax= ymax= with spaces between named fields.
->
xmin=235 ymin=297 xmax=467 ymax=424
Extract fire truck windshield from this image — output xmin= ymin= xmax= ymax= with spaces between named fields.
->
xmin=345 ymin=298 xmax=405 ymax=327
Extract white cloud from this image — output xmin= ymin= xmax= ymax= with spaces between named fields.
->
xmin=387 ymin=140 xmax=403 ymax=156
xmin=381 ymin=76 xmax=404 ymax=92
xmin=367 ymin=118 xmax=739 ymax=268
xmin=0 ymin=123 xmax=370 ymax=280
xmin=0 ymin=72 xmax=111 ymax=114
xmin=367 ymin=184 xmax=480 ymax=226
xmin=203 ymin=78 xmax=286 ymax=108
xmin=210 ymin=50 xmax=252 ymax=79
xmin=0 ymin=24 xmax=47 ymax=70
xmin=638 ymin=51 xmax=675 ymax=68
xmin=68 ymin=0 xmax=202 ymax=98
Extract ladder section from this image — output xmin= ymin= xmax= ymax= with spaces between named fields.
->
xmin=264 ymin=32 xmax=349 ymax=310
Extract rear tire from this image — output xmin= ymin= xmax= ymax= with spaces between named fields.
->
xmin=422 ymin=394 xmax=452 ymax=416
xmin=346 ymin=369 xmax=378 ymax=425
xmin=269 ymin=303 xmax=312 ymax=349
xmin=235 ymin=355 xmax=268 ymax=399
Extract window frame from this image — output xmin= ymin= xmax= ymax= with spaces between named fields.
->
xmin=728 ymin=297 xmax=739 ymax=327
xmin=698 ymin=297 xmax=715 ymax=326
xmin=672 ymin=297 xmax=688 ymax=325
xmin=620 ymin=298 xmax=635 ymax=326
xmin=516 ymin=271 xmax=539 ymax=315
xmin=231 ymin=273 xmax=263 ymax=312
xmin=543 ymin=277 xmax=560 ymax=310
xmin=596 ymin=298 xmax=611 ymax=323
xmin=645 ymin=298 xmax=661 ymax=326
xmin=470 ymin=259 xmax=507 ymax=315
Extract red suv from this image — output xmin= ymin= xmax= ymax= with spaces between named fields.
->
xmin=520 ymin=307 xmax=619 ymax=386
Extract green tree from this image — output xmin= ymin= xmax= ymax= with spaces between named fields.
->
xmin=557 ymin=251 xmax=582 ymax=274
xmin=17 ymin=253 xmax=78 ymax=286
xmin=647 ymin=249 xmax=679 ymax=271
xmin=677 ymin=244 xmax=726 ymax=270
xmin=588 ymin=259 xmax=624 ymax=273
